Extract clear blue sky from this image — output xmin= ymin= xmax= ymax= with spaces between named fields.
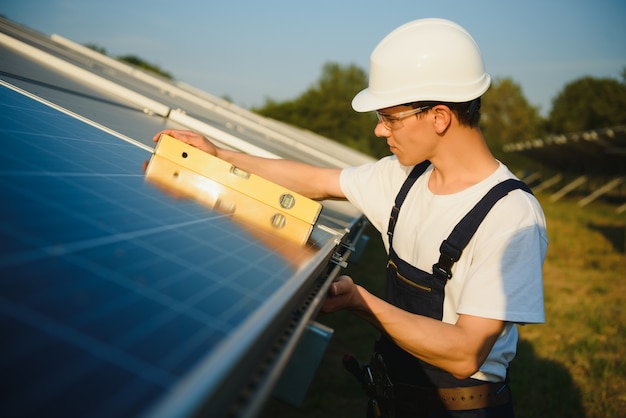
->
xmin=2 ymin=0 xmax=625 ymax=116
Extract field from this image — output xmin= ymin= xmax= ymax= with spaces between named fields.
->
xmin=261 ymin=193 xmax=626 ymax=418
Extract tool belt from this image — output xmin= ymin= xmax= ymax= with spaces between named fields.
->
xmin=343 ymin=353 xmax=510 ymax=417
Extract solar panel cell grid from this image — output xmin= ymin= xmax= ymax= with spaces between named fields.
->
xmin=0 ymin=83 xmax=317 ymax=417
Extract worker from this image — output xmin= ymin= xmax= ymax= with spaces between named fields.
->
xmin=153 ymin=18 xmax=547 ymax=418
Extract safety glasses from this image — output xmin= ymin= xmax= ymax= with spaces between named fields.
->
xmin=376 ymin=105 xmax=432 ymax=130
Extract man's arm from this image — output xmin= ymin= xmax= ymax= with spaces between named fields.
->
xmin=153 ymin=130 xmax=345 ymax=200
xmin=322 ymin=275 xmax=505 ymax=380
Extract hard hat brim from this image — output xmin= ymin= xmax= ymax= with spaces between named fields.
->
xmin=351 ymin=74 xmax=491 ymax=113
xmin=351 ymin=88 xmax=406 ymax=113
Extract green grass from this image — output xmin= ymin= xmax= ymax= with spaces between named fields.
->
xmin=262 ymin=194 xmax=626 ymax=418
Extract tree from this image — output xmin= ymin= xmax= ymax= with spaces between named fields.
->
xmin=117 ymin=55 xmax=173 ymax=80
xmin=480 ymin=78 xmax=545 ymax=159
xmin=548 ymin=75 xmax=626 ymax=133
xmin=84 ymin=43 xmax=107 ymax=55
xmin=253 ymin=63 xmax=388 ymax=158
xmin=82 ymin=43 xmax=174 ymax=80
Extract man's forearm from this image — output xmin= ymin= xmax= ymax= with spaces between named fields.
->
xmin=216 ymin=148 xmax=344 ymax=200
xmin=351 ymin=285 xmax=503 ymax=380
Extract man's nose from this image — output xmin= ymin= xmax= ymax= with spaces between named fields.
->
xmin=374 ymin=120 xmax=391 ymax=138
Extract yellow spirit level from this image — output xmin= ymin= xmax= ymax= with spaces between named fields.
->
xmin=153 ymin=134 xmax=322 ymax=225
xmin=146 ymin=134 xmax=323 ymax=245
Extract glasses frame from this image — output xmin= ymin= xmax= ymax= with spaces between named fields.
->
xmin=376 ymin=105 xmax=432 ymax=130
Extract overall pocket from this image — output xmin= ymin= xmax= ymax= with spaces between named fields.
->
xmin=386 ymin=256 xmax=445 ymax=320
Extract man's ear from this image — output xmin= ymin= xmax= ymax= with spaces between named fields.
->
xmin=432 ymin=104 xmax=452 ymax=135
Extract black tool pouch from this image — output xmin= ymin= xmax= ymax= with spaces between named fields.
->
xmin=365 ymin=352 xmax=395 ymax=418
xmin=343 ymin=352 xmax=395 ymax=418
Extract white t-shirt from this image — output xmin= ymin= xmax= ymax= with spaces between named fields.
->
xmin=340 ymin=156 xmax=547 ymax=381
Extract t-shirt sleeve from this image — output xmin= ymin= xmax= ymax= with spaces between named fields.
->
xmin=340 ymin=156 xmax=410 ymax=234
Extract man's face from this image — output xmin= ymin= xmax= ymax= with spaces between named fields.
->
xmin=374 ymin=105 xmax=435 ymax=166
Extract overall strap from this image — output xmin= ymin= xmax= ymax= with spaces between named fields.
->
xmin=387 ymin=160 xmax=431 ymax=249
xmin=432 ymin=179 xmax=533 ymax=281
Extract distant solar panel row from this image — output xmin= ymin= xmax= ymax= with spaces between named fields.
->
xmin=0 ymin=83 xmax=328 ymax=417
xmin=503 ymin=126 xmax=626 ymax=175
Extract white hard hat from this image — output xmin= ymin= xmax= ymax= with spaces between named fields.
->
xmin=352 ymin=18 xmax=491 ymax=112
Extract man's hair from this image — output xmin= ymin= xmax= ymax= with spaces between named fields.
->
xmin=410 ymin=98 xmax=482 ymax=128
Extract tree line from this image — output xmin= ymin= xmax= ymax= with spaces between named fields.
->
xmin=99 ymin=46 xmax=625 ymax=163
xmin=252 ymin=63 xmax=626 ymax=161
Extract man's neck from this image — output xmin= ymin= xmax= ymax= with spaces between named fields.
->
xmin=427 ymin=130 xmax=498 ymax=195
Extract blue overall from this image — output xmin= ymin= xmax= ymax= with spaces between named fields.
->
xmin=374 ymin=161 xmax=532 ymax=417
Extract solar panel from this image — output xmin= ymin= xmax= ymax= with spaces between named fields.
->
xmin=0 ymin=82 xmax=340 ymax=417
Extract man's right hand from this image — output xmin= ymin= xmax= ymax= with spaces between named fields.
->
xmin=152 ymin=129 xmax=218 ymax=156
